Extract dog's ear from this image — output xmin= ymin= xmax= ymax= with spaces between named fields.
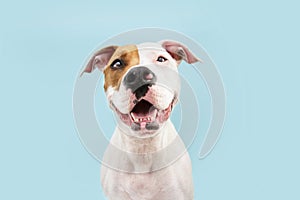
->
xmin=160 ymin=40 xmax=202 ymax=64
xmin=82 ymin=45 xmax=118 ymax=75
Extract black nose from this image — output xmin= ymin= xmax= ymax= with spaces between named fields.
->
xmin=124 ymin=66 xmax=157 ymax=99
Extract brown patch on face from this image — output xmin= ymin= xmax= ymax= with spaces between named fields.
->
xmin=103 ymin=45 xmax=139 ymax=91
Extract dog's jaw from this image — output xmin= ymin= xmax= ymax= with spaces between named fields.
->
xmin=110 ymin=89 xmax=177 ymax=137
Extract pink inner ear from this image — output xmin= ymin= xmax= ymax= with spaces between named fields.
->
xmin=94 ymin=53 xmax=112 ymax=70
xmin=161 ymin=41 xmax=202 ymax=64
xmin=83 ymin=46 xmax=118 ymax=74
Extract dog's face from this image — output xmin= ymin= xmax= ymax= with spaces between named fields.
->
xmin=83 ymin=41 xmax=200 ymax=137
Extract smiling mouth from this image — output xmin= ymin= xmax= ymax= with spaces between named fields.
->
xmin=130 ymin=100 xmax=159 ymax=130
xmin=112 ymin=99 xmax=174 ymax=131
xmin=130 ymin=100 xmax=157 ymax=123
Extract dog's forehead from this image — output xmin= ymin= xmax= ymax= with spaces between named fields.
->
xmin=109 ymin=42 xmax=164 ymax=59
xmin=137 ymin=42 xmax=166 ymax=55
xmin=110 ymin=45 xmax=138 ymax=59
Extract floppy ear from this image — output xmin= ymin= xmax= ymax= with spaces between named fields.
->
xmin=160 ymin=40 xmax=202 ymax=64
xmin=81 ymin=45 xmax=118 ymax=75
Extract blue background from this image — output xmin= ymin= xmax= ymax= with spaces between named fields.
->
xmin=1 ymin=0 xmax=299 ymax=199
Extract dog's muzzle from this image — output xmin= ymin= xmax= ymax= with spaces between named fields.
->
xmin=111 ymin=65 xmax=179 ymax=134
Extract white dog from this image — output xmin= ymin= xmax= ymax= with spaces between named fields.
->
xmin=83 ymin=40 xmax=201 ymax=200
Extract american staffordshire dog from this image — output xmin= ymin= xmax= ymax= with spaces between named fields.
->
xmin=83 ymin=40 xmax=201 ymax=200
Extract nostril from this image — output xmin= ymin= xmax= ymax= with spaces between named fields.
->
xmin=126 ymin=71 xmax=137 ymax=83
xmin=144 ymin=72 xmax=154 ymax=81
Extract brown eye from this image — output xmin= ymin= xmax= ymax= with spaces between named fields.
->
xmin=110 ymin=59 xmax=124 ymax=69
xmin=157 ymin=56 xmax=167 ymax=62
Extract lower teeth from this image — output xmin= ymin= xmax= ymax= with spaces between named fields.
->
xmin=131 ymin=116 xmax=152 ymax=123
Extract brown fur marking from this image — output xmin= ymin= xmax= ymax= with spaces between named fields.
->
xmin=103 ymin=45 xmax=139 ymax=91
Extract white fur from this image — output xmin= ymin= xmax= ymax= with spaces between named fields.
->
xmin=137 ymin=42 xmax=179 ymax=71
xmin=101 ymin=121 xmax=194 ymax=200
xmin=101 ymin=43 xmax=194 ymax=200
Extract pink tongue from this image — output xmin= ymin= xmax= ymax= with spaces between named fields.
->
xmin=140 ymin=122 xmax=147 ymax=129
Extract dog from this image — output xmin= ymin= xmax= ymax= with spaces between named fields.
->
xmin=83 ymin=40 xmax=201 ymax=200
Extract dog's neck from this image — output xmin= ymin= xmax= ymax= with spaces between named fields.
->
xmin=103 ymin=119 xmax=186 ymax=173
xmin=119 ymin=130 xmax=165 ymax=154
xmin=113 ymin=120 xmax=176 ymax=154
xmin=111 ymin=120 xmax=177 ymax=172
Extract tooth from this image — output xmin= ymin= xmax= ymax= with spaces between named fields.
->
xmin=131 ymin=114 xmax=138 ymax=122
xmin=131 ymin=113 xmax=138 ymax=122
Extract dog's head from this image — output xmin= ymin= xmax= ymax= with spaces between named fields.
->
xmin=83 ymin=40 xmax=201 ymax=137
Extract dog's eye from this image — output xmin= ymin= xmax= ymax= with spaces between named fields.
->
xmin=157 ymin=56 xmax=168 ymax=62
xmin=110 ymin=59 xmax=124 ymax=69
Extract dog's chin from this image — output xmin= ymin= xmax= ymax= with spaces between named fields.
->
xmin=111 ymin=99 xmax=174 ymax=137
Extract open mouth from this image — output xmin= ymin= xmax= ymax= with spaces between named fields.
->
xmin=130 ymin=100 xmax=157 ymax=123
xmin=112 ymin=99 xmax=174 ymax=131
xmin=130 ymin=100 xmax=159 ymax=130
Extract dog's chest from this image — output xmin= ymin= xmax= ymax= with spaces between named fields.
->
xmin=108 ymin=168 xmax=179 ymax=199
xmin=101 ymin=151 xmax=193 ymax=200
